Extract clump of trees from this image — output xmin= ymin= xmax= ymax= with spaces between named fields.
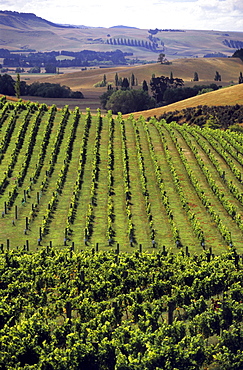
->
xmin=0 ymin=74 xmax=84 ymax=98
xmin=150 ymin=74 xmax=221 ymax=105
xmin=105 ymin=89 xmax=156 ymax=114
xmin=100 ymin=73 xmax=155 ymax=114
xmin=150 ymin=75 xmax=184 ymax=104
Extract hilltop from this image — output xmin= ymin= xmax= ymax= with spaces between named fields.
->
xmin=1 ymin=11 xmax=243 ymax=60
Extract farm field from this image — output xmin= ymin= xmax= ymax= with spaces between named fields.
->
xmin=0 ymin=97 xmax=243 ymax=254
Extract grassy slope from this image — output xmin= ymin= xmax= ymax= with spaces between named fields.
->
xmin=19 ymin=57 xmax=243 ymax=112
xmin=24 ymin=57 xmax=243 ymax=90
xmin=123 ymin=83 xmax=243 ymax=120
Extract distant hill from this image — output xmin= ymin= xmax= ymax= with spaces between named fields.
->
xmin=1 ymin=11 xmax=243 ymax=60
xmin=0 ymin=10 xmax=65 ymax=29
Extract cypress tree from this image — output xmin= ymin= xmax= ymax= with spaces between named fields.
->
xmin=14 ymin=73 xmax=21 ymax=99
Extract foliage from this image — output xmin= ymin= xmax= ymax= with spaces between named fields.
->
xmin=0 ymin=100 xmax=243 ymax=251
xmin=14 ymin=73 xmax=20 ymax=99
xmin=0 ymin=73 xmax=16 ymax=95
xmin=157 ymin=53 xmax=166 ymax=64
xmin=158 ymin=103 xmax=243 ymax=129
xmin=45 ymin=64 xmax=57 ymax=73
xmin=193 ymin=72 xmax=199 ymax=81
xmin=105 ymin=89 xmax=156 ymax=114
xmin=142 ymin=80 xmax=148 ymax=92
xmin=0 ymin=74 xmax=84 ymax=98
xmin=197 ymin=88 xmax=214 ymax=95
xmin=214 ymin=71 xmax=222 ymax=82
xmin=0 ymin=248 xmax=242 ymax=369
xmin=150 ymin=75 xmax=184 ymax=103
xmin=3 ymin=49 xmax=128 ymax=68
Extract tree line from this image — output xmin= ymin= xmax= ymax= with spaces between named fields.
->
xmin=99 ymin=73 xmax=155 ymax=114
xmin=99 ymin=71 xmax=225 ymax=114
xmin=0 ymin=74 xmax=84 ymax=98
xmin=1 ymin=49 xmax=128 ymax=69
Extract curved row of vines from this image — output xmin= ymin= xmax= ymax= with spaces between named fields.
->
xmin=0 ymin=97 xmax=243 ymax=254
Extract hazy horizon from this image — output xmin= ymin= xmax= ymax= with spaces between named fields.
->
xmin=0 ymin=0 xmax=243 ymax=32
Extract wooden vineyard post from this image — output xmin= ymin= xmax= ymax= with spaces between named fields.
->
xmin=65 ymin=301 xmax=72 ymax=321
xmin=168 ymin=300 xmax=175 ymax=325
xmin=38 ymin=227 xmax=42 ymax=246
xmin=139 ymin=244 xmax=142 ymax=253
xmin=80 ymin=270 xmax=85 ymax=283
xmin=6 ymin=239 xmax=10 ymax=251
xmin=25 ymin=217 xmax=29 ymax=231
xmin=95 ymin=243 xmax=99 ymax=252
xmin=15 ymin=205 xmax=18 ymax=220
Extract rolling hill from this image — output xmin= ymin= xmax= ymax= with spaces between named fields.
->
xmin=123 ymin=83 xmax=243 ymax=120
xmin=1 ymin=10 xmax=243 ymax=60
xmin=20 ymin=56 xmax=243 ymax=112
xmin=24 ymin=56 xmax=243 ymax=89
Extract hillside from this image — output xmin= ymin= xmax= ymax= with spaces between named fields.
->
xmin=20 ymin=56 xmax=243 ymax=112
xmin=1 ymin=98 xmax=243 ymax=253
xmin=124 ymin=83 xmax=243 ymax=120
xmin=25 ymin=57 xmax=243 ymax=90
xmin=1 ymin=11 xmax=243 ymax=60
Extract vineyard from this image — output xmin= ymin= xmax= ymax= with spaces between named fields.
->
xmin=0 ymin=247 xmax=242 ymax=369
xmin=0 ymin=97 xmax=243 ymax=253
xmin=0 ymin=97 xmax=243 ymax=369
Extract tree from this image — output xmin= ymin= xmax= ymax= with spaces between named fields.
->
xmin=142 ymin=80 xmax=148 ymax=92
xmin=131 ymin=73 xmax=135 ymax=87
xmin=158 ymin=53 xmax=166 ymax=64
xmin=103 ymin=74 xmax=107 ymax=86
xmin=45 ymin=65 xmax=57 ymax=74
xmin=14 ymin=73 xmax=20 ymax=99
xmin=150 ymin=75 xmax=184 ymax=103
xmin=0 ymin=74 xmax=15 ymax=95
xmin=115 ymin=73 xmax=119 ymax=87
xmin=100 ymin=89 xmax=114 ymax=109
xmin=105 ymin=89 xmax=155 ymax=114
xmin=214 ymin=71 xmax=221 ymax=81
xmin=239 ymin=72 xmax=243 ymax=84
xmin=193 ymin=72 xmax=199 ymax=81
xmin=121 ymin=77 xmax=130 ymax=90
xmin=15 ymin=67 xmax=24 ymax=73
